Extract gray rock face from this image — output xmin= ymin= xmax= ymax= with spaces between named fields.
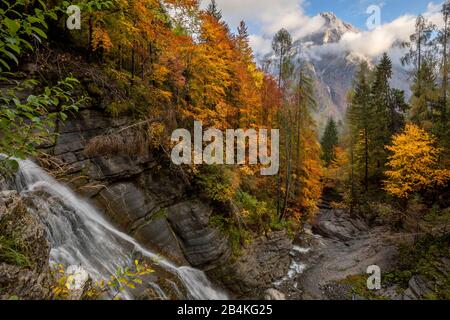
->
xmin=133 ymin=217 xmax=188 ymax=265
xmin=0 ymin=191 xmax=51 ymax=299
xmin=312 ymin=209 xmax=369 ymax=241
xmin=295 ymin=12 xmax=411 ymax=132
xmin=97 ymin=182 xmax=155 ymax=228
xmin=46 ymin=106 xmax=295 ymax=297
xmin=210 ymin=231 xmax=293 ymax=298
xmin=50 ymin=108 xmax=231 ymax=270
xmin=167 ymin=200 xmax=231 ymax=269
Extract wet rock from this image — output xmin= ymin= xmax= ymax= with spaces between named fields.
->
xmin=96 ymin=182 xmax=155 ymax=227
xmin=378 ymin=285 xmax=402 ymax=300
xmin=0 ymin=191 xmax=50 ymax=270
xmin=65 ymin=265 xmax=92 ymax=300
xmin=133 ymin=217 xmax=188 ymax=265
xmin=298 ymin=208 xmax=400 ymax=300
xmin=167 ymin=200 xmax=230 ymax=269
xmin=0 ymin=265 xmax=50 ymax=300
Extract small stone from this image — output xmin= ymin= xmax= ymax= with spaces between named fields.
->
xmin=264 ymin=288 xmax=286 ymax=300
xmin=65 ymin=265 xmax=91 ymax=300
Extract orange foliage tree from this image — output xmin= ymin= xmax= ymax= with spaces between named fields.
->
xmin=384 ymin=124 xmax=450 ymax=199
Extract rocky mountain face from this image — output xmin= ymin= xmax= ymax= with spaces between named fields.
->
xmin=296 ymin=12 xmax=411 ymax=131
xmin=302 ymin=12 xmax=359 ymax=46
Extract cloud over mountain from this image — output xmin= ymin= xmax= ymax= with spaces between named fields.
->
xmin=203 ymin=0 xmax=445 ymax=60
xmin=305 ymin=3 xmax=444 ymax=62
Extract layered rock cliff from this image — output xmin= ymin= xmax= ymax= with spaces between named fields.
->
xmin=40 ymin=88 xmax=292 ymax=298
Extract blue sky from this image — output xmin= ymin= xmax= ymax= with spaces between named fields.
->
xmin=303 ymin=0 xmax=434 ymax=30
xmin=204 ymin=0 xmax=444 ymax=57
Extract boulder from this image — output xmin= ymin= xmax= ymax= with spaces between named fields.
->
xmin=0 ymin=191 xmax=51 ymax=300
xmin=403 ymin=275 xmax=434 ymax=300
xmin=312 ymin=209 xmax=368 ymax=241
xmin=210 ymin=231 xmax=292 ymax=297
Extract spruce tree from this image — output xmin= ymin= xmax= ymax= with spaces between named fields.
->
xmin=402 ymin=15 xmax=435 ymax=95
xmin=348 ymin=62 xmax=373 ymax=191
xmin=272 ymin=28 xmax=293 ymax=90
xmin=321 ymin=117 xmax=339 ymax=166
xmin=410 ymin=58 xmax=439 ymax=131
xmin=437 ymin=0 xmax=450 ymax=151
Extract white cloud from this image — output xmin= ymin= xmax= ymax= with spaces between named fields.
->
xmin=201 ymin=0 xmax=325 ymax=54
xmin=248 ymin=34 xmax=272 ymax=57
xmin=201 ymin=0 xmax=446 ymax=61
xmin=305 ymin=2 xmax=445 ymax=61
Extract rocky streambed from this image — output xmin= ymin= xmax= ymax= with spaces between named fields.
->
xmin=270 ymin=198 xmax=450 ymax=300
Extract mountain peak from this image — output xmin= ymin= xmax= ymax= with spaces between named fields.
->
xmin=320 ymin=12 xmax=338 ymax=21
xmin=301 ymin=12 xmax=359 ymax=45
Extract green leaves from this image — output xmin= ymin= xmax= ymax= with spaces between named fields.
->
xmin=0 ymin=0 xmax=56 ymax=71
xmin=29 ymin=26 xmax=47 ymax=41
xmin=0 ymin=77 xmax=84 ymax=173
xmin=3 ymin=18 xmax=20 ymax=35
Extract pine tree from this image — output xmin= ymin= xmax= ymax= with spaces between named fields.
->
xmin=409 ymin=58 xmax=439 ymax=131
xmin=370 ymin=53 xmax=392 ymax=177
xmin=402 ymin=15 xmax=435 ymax=95
xmin=292 ymin=68 xmax=322 ymax=217
xmin=347 ymin=62 xmax=373 ymax=191
xmin=236 ymin=21 xmax=253 ymax=64
xmin=272 ymin=28 xmax=293 ymax=90
xmin=437 ymin=0 xmax=450 ymax=152
xmin=321 ymin=117 xmax=339 ymax=166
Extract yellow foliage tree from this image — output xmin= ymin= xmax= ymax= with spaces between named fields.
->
xmin=323 ymin=146 xmax=349 ymax=191
xmin=384 ymin=124 xmax=450 ymax=199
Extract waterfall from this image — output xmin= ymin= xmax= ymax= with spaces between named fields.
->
xmin=7 ymin=159 xmax=228 ymax=300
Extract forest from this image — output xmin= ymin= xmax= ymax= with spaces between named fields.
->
xmin=0 ymin=0 xmax=449 ymax=301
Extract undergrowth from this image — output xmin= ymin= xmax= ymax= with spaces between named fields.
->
xmin=0 ymin=235 xmax=31 ymax=268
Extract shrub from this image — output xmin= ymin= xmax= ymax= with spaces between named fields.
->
xmin=0 ymin=235 xmax=31 ymax=268
xmin=195 ymin=165 xmax=239 ymax=203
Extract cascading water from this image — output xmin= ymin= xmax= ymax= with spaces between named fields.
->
xmin=5 ymin=159 xmax=228 ymax=300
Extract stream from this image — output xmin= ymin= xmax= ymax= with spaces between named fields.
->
xmin=272 ymin=197 xmax=400 ymax=300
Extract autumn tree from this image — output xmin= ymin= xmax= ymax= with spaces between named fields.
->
xmin=323 ymin=146 xmax=349 ymax=193
xmin=207 ymin=0 xmax=222 ymax=21
xmin=384 ymin=124 xmax=450 ymax=200
xmin=278 ymin=63 xmax=322 ymax=220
